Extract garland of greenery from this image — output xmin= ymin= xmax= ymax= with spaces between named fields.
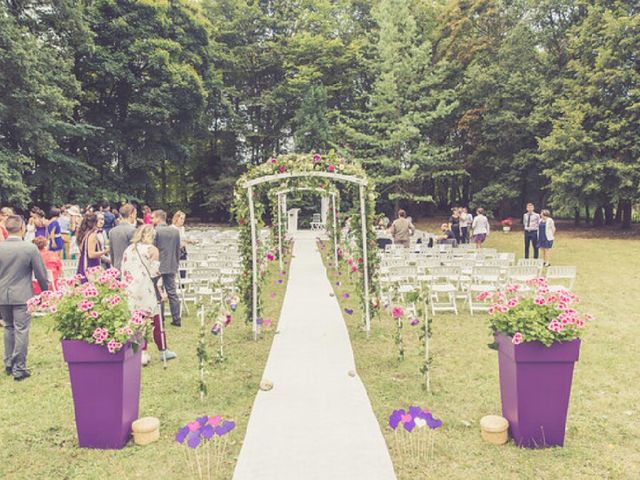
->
xmin=233 ymin=151 xmax=378 ymax=326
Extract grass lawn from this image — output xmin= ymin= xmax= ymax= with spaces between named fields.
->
xmin=1 ymin=223 xmax=639 ymax=479
xmin=0 ymin=255 xmax=291 ymax=480
xmin=323 ymin=221 xmax=640 ymax=479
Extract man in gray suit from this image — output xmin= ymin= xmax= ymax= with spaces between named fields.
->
xmin=109 ymin=203 xmax=137 ymax=271
xmin=0 ymin=215 xmax=48 ymax=380
xmin=152 ymin=210 xmax=182 ymax=327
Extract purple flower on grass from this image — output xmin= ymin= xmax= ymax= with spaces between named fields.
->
xmin=257 ymin=318 xmax=264 ymax=325
xmin=221 ymin=420 xmax=236 ymax=434
xmin=342 ymin=293 xmax=350 ymax=299
xmin=388 ymin=409 xmax=405 ymax=430
xmin=197 ymin=416 xmax=208 ymax=426
xmin=187 ymin=431 xmax=201 ymax=449
xmin=426 ymin=413 xmax=443 ymax=429
xmin=410 ymin=318 xmax=419 ymax=326
xmin=344 ymin=308 xmax=353 ymax=315
xmin=175 ymin=425 xmax=189 ymax=444
xmin=201 ymin=424 xmax=215 ymax=440
xmin=277 ymin=279 xmax=283 ymax=284
xmin=408 ymin=406 xmax=423 ymax=418
xmin=403 ymin=418 xmax=416 ymax=433
xmin=336 ymin=281 xmax=341 ymax=286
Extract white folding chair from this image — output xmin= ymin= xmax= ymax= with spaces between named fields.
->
xmin=546 ymin=266 xmax=577 ymax=292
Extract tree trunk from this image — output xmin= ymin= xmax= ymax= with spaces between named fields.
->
xmin=584 ymin=204 xmax=591 ymax=224
xmin=621 ymin=199 xmax=632 ymax=229
xmin=593 ymin=206 xmax=604 ymax=227
xmin=574 ymin=207 xmax=580 ymax=226
xmin=615 ymin=200 xmax=623 ymax=223
xmin=604 ymin=204 xmax=615 ymax=225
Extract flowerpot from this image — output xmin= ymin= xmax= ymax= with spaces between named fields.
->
xmin=502 ymin=226 xmax=511 ymax=232
xmin=494 ymin=333 xmax=580 ymax=448
xmin=62 ymin=339 xmax=142 ymax=449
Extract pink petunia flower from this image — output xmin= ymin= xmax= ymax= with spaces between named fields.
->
xmin=512 ymin=332 xmax=523 ymax=345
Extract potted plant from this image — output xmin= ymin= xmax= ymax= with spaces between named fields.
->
xmin=479 ymin=279 xmax=592 ymax=448
xmin=500 ymin=217 xmax=513 ymax=232
xmin=28 ymin=267 xmax=152 ymax=449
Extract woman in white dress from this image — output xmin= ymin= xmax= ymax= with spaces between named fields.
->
xmin=121 ymin=225 xmax=176 ymax=365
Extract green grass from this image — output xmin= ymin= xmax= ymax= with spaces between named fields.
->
xmin=322 ymin=222 xmax=640 ymax=479
xmin=0 ymin=256 xmax=291 ymax=480
xmin=2 ymin=226 xmax=639 ymax=479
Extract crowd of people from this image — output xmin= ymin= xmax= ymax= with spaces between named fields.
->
xmin=0 ymin=201 xmax=192 ymax=380
xmin=384 ymin=203 xmax=556 ymax=264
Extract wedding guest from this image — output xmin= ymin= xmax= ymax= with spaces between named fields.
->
xmin=388 ymin=209 xmax=415 ymax=248
xmin=32 ymin=207 xmax=47 ymax=239
xmin=538 ymin=209 xmax=556 ymax=267
xmin=76 ymin=213 xmax=109 ymax=281
xmin=152 ymin=210 xmax=182 ymax=327
xmin=67 ymin=205 xmax=83 ymax=259
xmin=32 ymin=237 xmax=61 ymax=294
xmin=142 ymin=205 xmax=153 ymax=225
xmin=523 ymin=202 xmax=540 ymax=259
xmin=59 ymin=205 xmax=72 ymax=259
xmin=0 ymin=207 xmax=13 ymax=242
xmin=95 ymin=212 xmax=111 ymax=268
xmin=171 ymin=210 xmax=190 ymax=261
xmin=100 ymin=201 xmax=116 ymax=236
xmin=448 ymin=207 xmax=461 ymax=244
xmin=0 ymin=215 xmax=48 ymax=380
xmin=47 ymin=208 xmax=64 ymax=257
xmin=459 ymin=207 xmax=471 ymax=244
xmin=471 ymin=208 xmax=490 ymax=249
xmin=121 ymin=225 xmax=176 ymax=365
xmin=436 ymin=223 xmax=456 ymax=245
xmin=109 ymin=203 xmax=137 ymax=272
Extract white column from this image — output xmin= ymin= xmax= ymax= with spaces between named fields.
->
xmin=277 ymin=193 xmax=283 ymax=272
xmin=359 ymin=185 xmax=371 ymax=333
xmin=247 ymin=186 xmax=258 ymax=340
xmin=321 ymin=195 xmax=329 ymax=225
xmin=332 ymin=193 xmax=338 ymax=268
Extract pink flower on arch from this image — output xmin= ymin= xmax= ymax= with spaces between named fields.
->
xmin=327 ymin=164 xmax=336 ymax=173
xmin=391 ymin=306 xmax=405 ymax=319
xmin=278 ymin=165 xmax=286 ymax=173
xmin=312 ymin=154 xmax=321 ymax=163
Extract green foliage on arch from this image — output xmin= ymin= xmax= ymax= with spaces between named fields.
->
xmin=232 ymin=152 xmax=379 ymax=327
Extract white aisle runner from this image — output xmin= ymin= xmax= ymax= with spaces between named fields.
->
xmin=233 ymin=233 xmax=396 ymax=480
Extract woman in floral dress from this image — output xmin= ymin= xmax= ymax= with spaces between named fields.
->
xmin=121 ymin=224 xmax=176 ymax=365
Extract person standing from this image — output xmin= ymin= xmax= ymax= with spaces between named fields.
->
xmin=76 ymin=213 xmax=109 ymax=281
xmin=448 ymin=208 xmax=461 ymax=245
xmin=538 ymin=209 xmax=556 ymax=267
xmin=0 ymin=215 xmax=48 ymax=380
xmin=523 ymin=203 xmax=540 ymax=259
xmin=388 ymin=209 xmax=415 ymax=248
xmin=459 ymin=208 xmax=470 ymax=244
xmin=153 ymin=210 xmax=182 ymax=327
xmin=109 ymin=203 xmax=137 ymax=272
xmin=171 ymin=210 xmax=190 ymax=262
xmin=142 ymin=205 xmax=153 ymax=225
xmin=59 ymin=206 xmax=72 ymax=259
xmin=32 ymin=237 xmax=62 ymax=294
xmin=471 ymin=208 xmax=490 ymax=249
xmin=101 ymin=201 xmax=116 ymax=237
xmin=0 ymin=207 xmax=13 ymax=242
xmin=47 ymin=208 xmax=64 ymax=258
xmin=121 ymin=225 xmax=177 ymax=364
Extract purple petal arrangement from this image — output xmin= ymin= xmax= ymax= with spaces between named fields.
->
xmin=389 ymin=406 xmax=442 ymax=464
xmin=388 ymin=406 xmax=442 ymax=432
xmin=176 ymin=415 xmax=236 ymax=475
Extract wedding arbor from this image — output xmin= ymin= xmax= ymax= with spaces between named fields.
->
xmin=233 ymin=153 xmax=378 ymax=339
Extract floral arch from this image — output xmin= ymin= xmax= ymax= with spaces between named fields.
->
xmin=233 ymin=152 xmax=378 ymax=339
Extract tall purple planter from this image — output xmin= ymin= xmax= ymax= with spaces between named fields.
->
xmin=61 ymin=340 xmax=142 ymax=449
xmin=495 ymin=333 xmax=580 ymax=448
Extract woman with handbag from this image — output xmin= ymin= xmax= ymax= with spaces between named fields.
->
xmin=121 ymin=225 xmax=177 ymax=365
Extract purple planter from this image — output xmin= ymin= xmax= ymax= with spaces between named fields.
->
xmin=61 ymin=340 xmax=142 ymax=449
xmin=495 ymin=333 xmax=580 ymax=448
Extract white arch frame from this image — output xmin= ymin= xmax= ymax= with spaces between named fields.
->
xmin=243 ymin=171 xmax=371 ymax=340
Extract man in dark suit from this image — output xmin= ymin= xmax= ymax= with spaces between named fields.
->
xmin=152 ymin=210 xmax=181 ymax=327
xmin=109 ymin=203 xmax=137 ymax=271
xmin=0 ymin=215 xmax=48 ymax=380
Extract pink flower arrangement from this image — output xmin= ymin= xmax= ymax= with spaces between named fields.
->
xmin=28 ymin=266 xmax=151 ymax=354
xmin=486 ymin=278 xmax=592 ymax=347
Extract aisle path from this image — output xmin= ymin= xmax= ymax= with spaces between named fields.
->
xmin=233 ymin=232 xmax=396 ymax=480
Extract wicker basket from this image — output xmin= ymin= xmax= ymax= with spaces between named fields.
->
xmin=132 ymin=417 xmax=160 ymax=446
xmin=480 ymin=415 xmax=509 ymax=445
